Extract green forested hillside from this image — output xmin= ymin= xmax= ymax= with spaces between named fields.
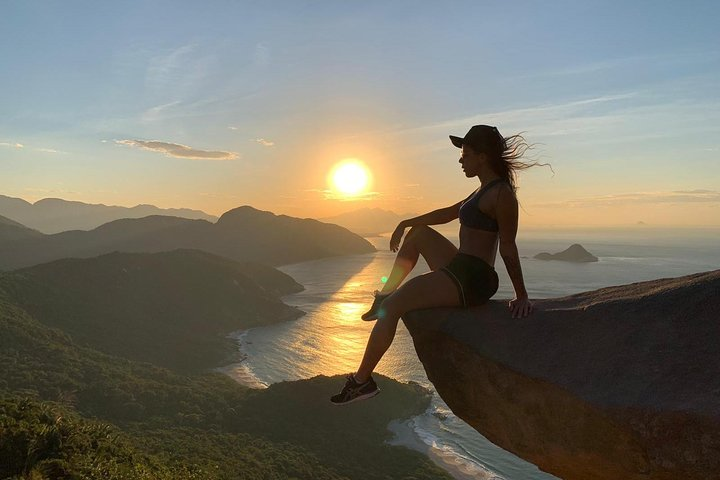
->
xmin=0 ymin=253 xmax=450 ymax=479
xmin=0 ymin=250 xmax=303 ymax=373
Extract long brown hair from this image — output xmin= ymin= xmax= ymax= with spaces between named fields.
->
xmin=486 ymin=133 xmax=549 ymax=192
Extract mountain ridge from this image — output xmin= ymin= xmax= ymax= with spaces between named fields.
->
xmin=0 ymin=194 xmax=217 ymax=234
xmin=0 ymin=205 xmax=375 ymax=270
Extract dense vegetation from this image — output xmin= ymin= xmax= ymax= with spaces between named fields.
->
xmin=0 ymin=250 xmax=303 ymax=373
xmin=0 ymin=251 xmax=451 ymax=479
xmin=1 ymin=395 xmax=204 ymax=480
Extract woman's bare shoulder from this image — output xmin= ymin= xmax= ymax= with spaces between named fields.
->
xmin=495 ymin=181 xmax=517 ymax=203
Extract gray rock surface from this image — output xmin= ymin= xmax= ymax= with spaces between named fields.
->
xmin=403 ymin=270 xmax=720 ymax=480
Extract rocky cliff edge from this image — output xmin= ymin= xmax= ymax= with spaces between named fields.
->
xmin=402 ymin=270 xmax=720 ymax=480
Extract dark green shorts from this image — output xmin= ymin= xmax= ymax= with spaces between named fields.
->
xmin=440 ymin=253 xmax=498 ymax=307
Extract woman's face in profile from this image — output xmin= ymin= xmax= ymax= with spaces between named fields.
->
xmin=459 ymin=145 xmax=485 ymax=177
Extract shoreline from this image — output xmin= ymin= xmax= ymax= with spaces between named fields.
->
xmin=387 ymin=416 xmax=502 ymax=480
xmin=215 ymin=330 xmax=269 ymax=389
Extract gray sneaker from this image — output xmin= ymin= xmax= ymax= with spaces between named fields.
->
xmin=361 ymin=290 xmax=389 ymax=321
xmin=330 ymin=374 xmax=380 ymax=405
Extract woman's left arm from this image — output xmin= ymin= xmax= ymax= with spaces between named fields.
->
xmin=495 ymin=186 xmax=534 ymax=318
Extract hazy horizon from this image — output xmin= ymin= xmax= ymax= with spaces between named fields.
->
xmin=5 ymin=192 xmax=720 ymax=235
xmin=2 ymin=1 xmax=719 ymax=227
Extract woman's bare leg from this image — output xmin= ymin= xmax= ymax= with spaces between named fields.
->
xmin=356 ymin=270 xmax=461 ymax=383
xmin=380 ymin=226 xmax=458 ymax=293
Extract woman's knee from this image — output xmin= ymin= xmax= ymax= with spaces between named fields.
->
xmin=405 ymin=225 xmax=433 ymax=245
xmin=377 ymin=294 xmax=406 ymax=321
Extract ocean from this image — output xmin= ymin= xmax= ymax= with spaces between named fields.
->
xmin=220 ymin=225 xmax=720 ymax=480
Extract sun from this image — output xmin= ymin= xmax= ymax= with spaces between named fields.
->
xmin=328 ymin=159 xmax=371 ymax=197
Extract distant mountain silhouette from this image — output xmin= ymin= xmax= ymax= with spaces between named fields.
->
xmin=534 ymin=243 xmax=599 ymax=262
xmin=319 ymin=207 xmax=416 ymax=236
xmin=0 ymin=205 xmax=375 ymax=270
xmin=0 ymin=214 xmax=43 ymax=242
xmin=0 ymin=194 xmax=217 ymax=234
xmin=0 ymin=249 xmax=304 ymax=372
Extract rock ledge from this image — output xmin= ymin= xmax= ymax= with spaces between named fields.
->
xmin=403 ymin=270 xmax=720 ymax=480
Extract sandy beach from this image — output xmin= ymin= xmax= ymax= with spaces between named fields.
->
xmin=386 ymin=417 xmax=503 ymax=480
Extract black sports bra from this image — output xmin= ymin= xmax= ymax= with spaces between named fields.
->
xmin=458 ymin=178 xmax=505 ymax=232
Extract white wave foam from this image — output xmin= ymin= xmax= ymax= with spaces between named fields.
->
xmin=388 ymin=409 xmax=505 ymax=480
xmin=216 ymin=329 xmax=269 ymax=389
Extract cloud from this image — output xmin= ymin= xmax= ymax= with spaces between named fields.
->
xmin=254 ymin=43 xmax=270 ymax=67
xmin=305 ymin=188 xmax=381 ymax=202
xmin=396 ymin=80 xmax=720 ymax=155
xmin=534 ymin=190 xmax=720 ymax=208
xmin=141 ymin=101 xmax=182 ymax=123
xmin=198 ymin=192 xmax=240 ymax=199
xmin=228 ymin=126 xmax=239 ymax=130
xmin=254 ymin=138 xmax=274 ymax=147
xmin=116 ymin=139 xmax=238 ymax=160
xmin=414 ymin=92 xmax=640 ymax=136
xmin=36 ymin=148 xmax=65 ymax=154
xmin=24 ymin=187 xmax=81 ymax=195
xmin=145 ymin=43 xmax=199 ymax=93
xmin=0 ymin=142 xmax=24 ymax=149
xmin=514 ymin=51 xmax=720 ymax=81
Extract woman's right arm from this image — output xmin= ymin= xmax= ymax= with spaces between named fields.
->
xmin=399 ymin=201 xmax=463 ymax=229
xmin=389 ymin=200 xmax=464 ymax=251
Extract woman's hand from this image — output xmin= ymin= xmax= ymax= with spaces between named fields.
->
xmin=390 ymin=223 xmax=407 ymax=252
xmin=508 ymin=296 xmax=533 ymax=318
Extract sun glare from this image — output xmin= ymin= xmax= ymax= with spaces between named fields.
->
xmin=328 ymin=159 xmax=371 ymax=197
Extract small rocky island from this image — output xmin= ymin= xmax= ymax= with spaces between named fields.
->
xmin=534 ymin=243 xmax=598 ymax=262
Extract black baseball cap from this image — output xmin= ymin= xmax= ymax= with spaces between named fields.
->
xmin=449 ymin=125 xmax=504 ymax=153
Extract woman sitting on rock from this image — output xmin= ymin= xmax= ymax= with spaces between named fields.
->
xmin=331 ymin=125 xmax=541 ymax=405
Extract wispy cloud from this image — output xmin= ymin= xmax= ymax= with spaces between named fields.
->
xmin=145 ymin=43 xmax=199 ymax=92
xmin=36 ymin=148 xmax=65 ymax=154
xmin=305 ymin=188 xmax=381 ymax=202
xmin=199 ymin=192 xmax=240 ymax=199
xmin=396 ymin=86 xmax=720 ymax=157
xmin=2 ymin=142 xmax=64 ymax=154
xmin=24 ymin=187 xmax=81 ymax=195
xmin=254 ymin=138 xmax=274 ymax=147
xmin=514 ymin=51 xmax=720 ymax=81
xmin=254 ymin=43 xmax=270 ymax=67
xmin=534 ymin=190 xmax=720 ymax=208
xmin=409 ymin=92 xmax=640 ymax=135
xmin=141 ymin=101 xmax=182 ymax=123
xmin=116 ymin=139 xmax=238 ymax=160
